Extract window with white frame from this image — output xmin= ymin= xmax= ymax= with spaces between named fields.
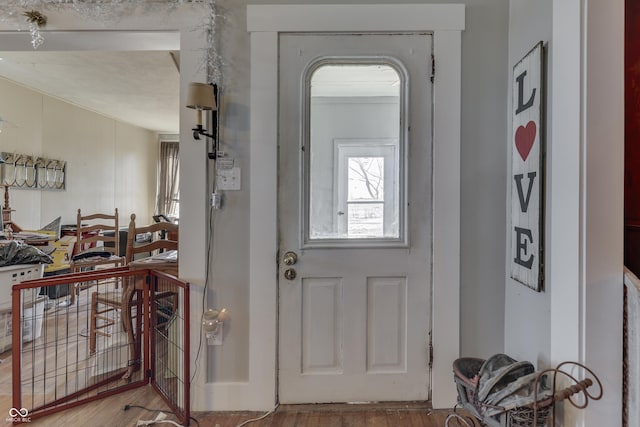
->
xmin=305 ymin=62 xmax=406 ymax=246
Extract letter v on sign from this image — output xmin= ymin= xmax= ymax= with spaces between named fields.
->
xmin=514 ymin=172 xmax=537 ymax=213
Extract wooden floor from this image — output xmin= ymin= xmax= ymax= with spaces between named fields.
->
xmin=193 ymin=402 xmax=459 ymax=427
xmin=0 ymin=383 xmax=466 ymax=427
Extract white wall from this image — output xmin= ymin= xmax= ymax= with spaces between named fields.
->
xmin=455 ymin=0 xmax=509 ymax=358
xmin=581 ymin=0 xmax=624 ymax=424
xmin=0 ymin=78 xmax=157 ymax=228
xmin=507 ymin=0 xmax=624 ymax=425
xmin=505 ymin=0 xmax=552 ymax=366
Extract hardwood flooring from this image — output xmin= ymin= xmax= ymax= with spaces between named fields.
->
xmin=0 ymin=383 xmax=465 ymax=427
xmin=190 ymin=403 xmax=461 ymax=427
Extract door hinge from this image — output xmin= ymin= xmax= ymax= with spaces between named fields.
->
xmin=430 ymin=54 xmax=435 ymax=83
xmin=428 ymin=330 xmax=433 ymax=369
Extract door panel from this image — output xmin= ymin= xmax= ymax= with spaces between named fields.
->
xmin=367 ymin=277 xmax=407 ymax=373
xmin=278 ymin=33 xmax=432 ymax=403
xmin=302 ymin=278 xmax=343 ymax=373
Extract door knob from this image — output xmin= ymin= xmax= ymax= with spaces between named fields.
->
xmin=284 ymin=268 xmax=297 ymax=280
xmin=283 ymin=251 xmax=298 ymax=266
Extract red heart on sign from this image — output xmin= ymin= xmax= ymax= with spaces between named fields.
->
xmin=515 ymin=121 xmax=537 ymax=162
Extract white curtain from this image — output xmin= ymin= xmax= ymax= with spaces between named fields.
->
xmin=156 ymin=140 xmax=180 ymax=218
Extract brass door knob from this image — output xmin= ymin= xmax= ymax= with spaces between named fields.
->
xmin=284 ymin=268 xmax=296 ymax=280
xmin=283 ymin=251 xmax=298 ymax=266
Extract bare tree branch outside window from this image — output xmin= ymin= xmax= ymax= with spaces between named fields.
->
xmin=348 ymin=157 xmax=384 ymax=200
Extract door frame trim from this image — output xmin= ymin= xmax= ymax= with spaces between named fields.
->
xmin=248 ymin=4 xmax=464 ymax=410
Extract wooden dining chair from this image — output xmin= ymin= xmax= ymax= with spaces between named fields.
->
xmin=69 ymin=208 xmax=125 ymax=305
xmin=88 ymin=213 xmax=178 ymax=355
xmin=124 ymin=213 xmax=178 ymax=262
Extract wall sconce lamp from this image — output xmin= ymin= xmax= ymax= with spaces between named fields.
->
xmin=186 ymin=82 xmax=219 ymax=160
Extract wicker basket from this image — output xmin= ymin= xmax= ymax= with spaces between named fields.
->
xmin=450 ymin=357 xmax=603 ymax=427
xmin=508 ymin=406 xmax=550 ymax=427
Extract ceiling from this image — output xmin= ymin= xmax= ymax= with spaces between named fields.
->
xmin=0 ymin=52 xmax=399 ymax=135
xmin=0 ymin=50 xmax=180 ymax=133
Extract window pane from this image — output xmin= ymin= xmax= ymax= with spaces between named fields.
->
xmin=348 ymin=157 xmax=384 ymax=202
xmin=307 ymin=62 xmax=403 ymax=243
xmin=347 ymin=203 xmax=384 ymax=237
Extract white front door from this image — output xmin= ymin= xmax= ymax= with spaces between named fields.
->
xmin=278 ymin=33 xmax=433 ymax=404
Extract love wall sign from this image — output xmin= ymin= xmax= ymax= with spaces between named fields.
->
xmin=511 ymin=42 xmax=545 ymax=291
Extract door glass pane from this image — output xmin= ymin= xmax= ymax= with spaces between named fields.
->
xmin=306 ymin=62 xmax=403 ymax=243
xmin=348 ymin=157 xmax=384 ymax=202
xmin=347 ymin=157 xmax=384 ymax=237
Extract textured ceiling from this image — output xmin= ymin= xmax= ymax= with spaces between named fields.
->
xmin=0 ymin=50 xmax=180 ymax=133
xmin=0 ymin=51 xmax=401 ymax=134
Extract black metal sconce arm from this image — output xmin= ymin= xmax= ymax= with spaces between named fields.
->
xmin=192 ymin=124 xmax=219 ymax=160
xmin=192 ymin=125 xmax=215 ymax=140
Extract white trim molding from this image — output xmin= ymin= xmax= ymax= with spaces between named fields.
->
xmin=550 ymin=0 xmax=624 ymax=425
xmin=247 ymin=4 xmax=465 ymax=32
xmin=248 ymin=4 xmax=464 ymax=410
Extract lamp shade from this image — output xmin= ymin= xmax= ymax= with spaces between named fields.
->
xmin=186 ymin=82 xmax=216 ymax=111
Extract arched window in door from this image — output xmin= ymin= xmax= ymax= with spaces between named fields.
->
xmin=305 ymin=61 xmax=406 ymax=246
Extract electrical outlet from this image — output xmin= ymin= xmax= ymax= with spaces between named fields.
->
xmin=206 ymin=323 xmax=223 ymax=345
